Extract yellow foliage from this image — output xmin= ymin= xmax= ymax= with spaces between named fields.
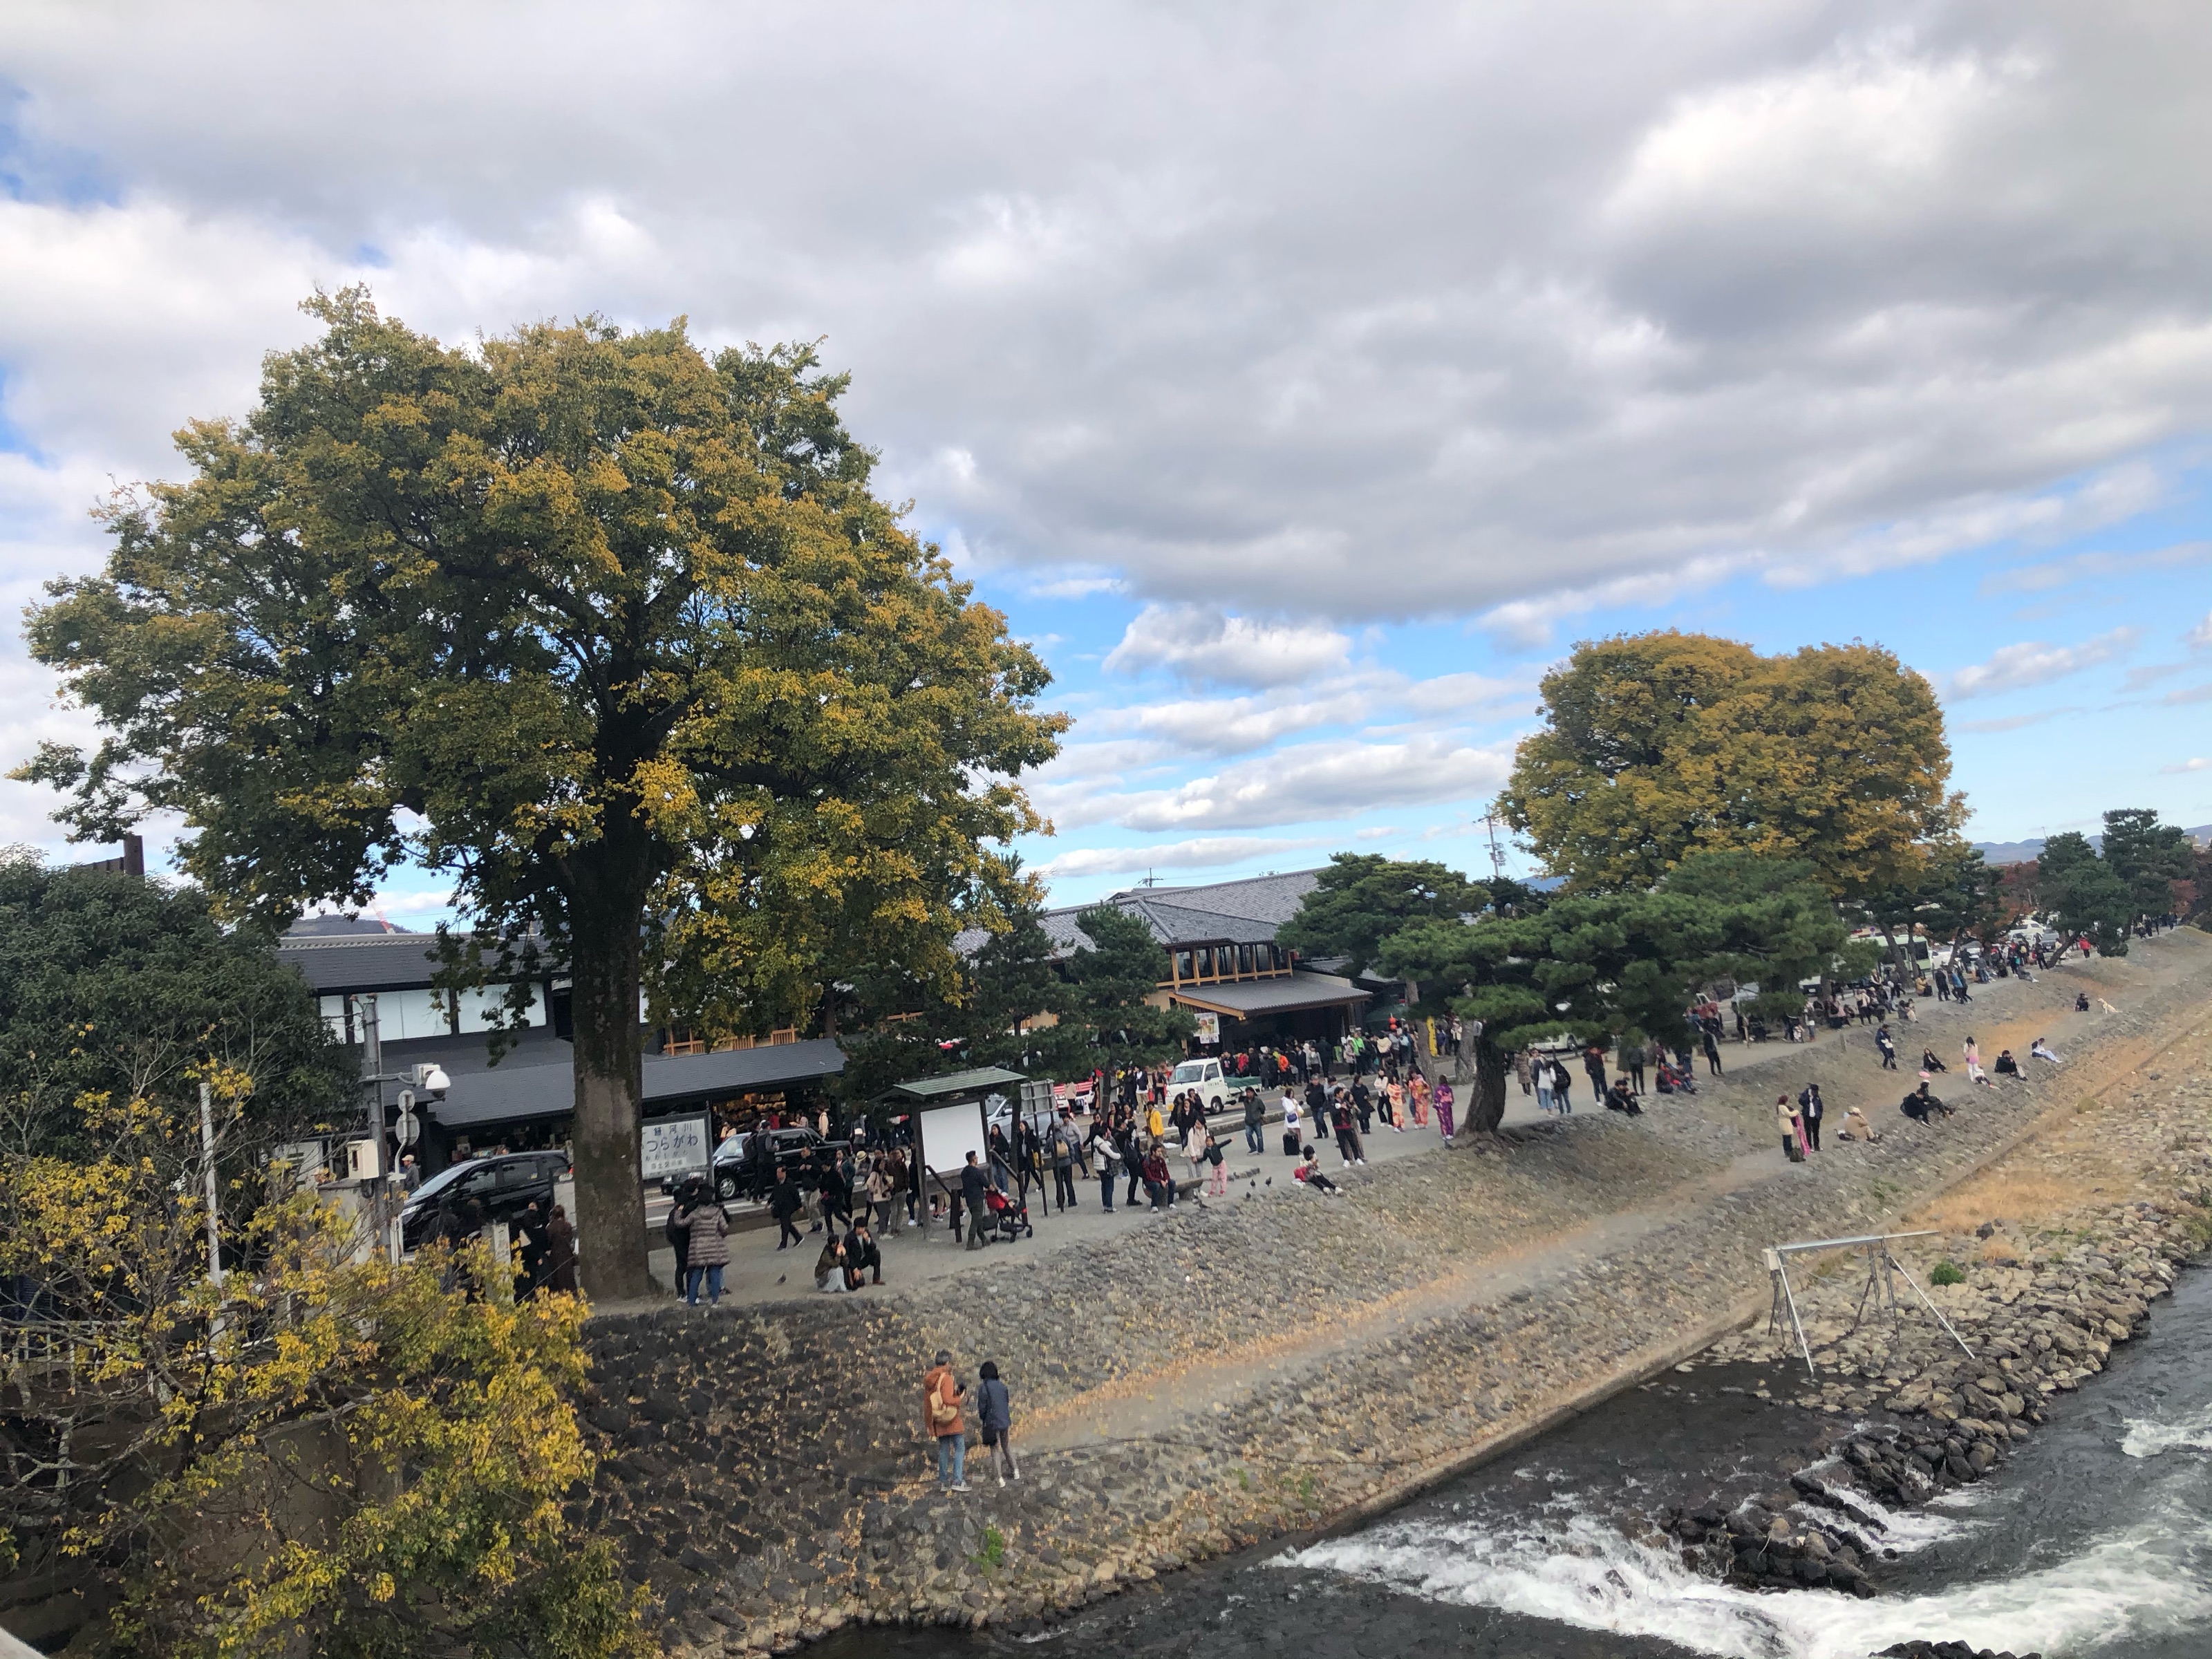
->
xmin=0 ymin=1087 xmax=654 ymax=1659
xmin=1501 ymin=630 xmax=1964 ymax=901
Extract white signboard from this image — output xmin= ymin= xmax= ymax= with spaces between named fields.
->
xmin=1192 ymin=1012 xmax=1221 ymax=1044
xmin=639 ymin=1113 xmax=712 ymax=1183
xmin=917 ymin=1103 xmax=990 ymax=1186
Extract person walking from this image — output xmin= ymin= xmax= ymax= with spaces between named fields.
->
xmin=921 ymin=1351 xmax=969 ymax=1492
xmin=1206 ymin=1123 xmax=1230 ymax=1195
xmin=959 ymin=1150 xmax=991 ymax=1250
xmin=1535 ymin=1062 xmax=1555 ymax=1115
xmin=1434 ymin=1078 xmax=1456 ymax=1138
xmin=975 ymin=1360 xmax=1019 ymax=1484
xmin=1512 ymin=1050 xmax=1534 ymax=1098
xmin=1875 ymin=1024 xmax=1898 ymax=1070
xmin=769 ymin=1165 xmax=805 ymax=1250
xmin=1049 ymin=1118 xmax=1080 ymax=1212
xmin=1243 ymin=1090 xmax=1266 ymax=1154
xmin=1550 ymin=1058 xmax=1575 ymax=1114
xmin=1622 ymin=1038 xmax=1647 ymax=1096
xmin=1797 ymin=1083 xmax=1825 ymax=1152
xmin=675 ymin=1187 xmax=730 ymax=1305
xmin=1702 ymin=1027 xmax=1724 ymax=1078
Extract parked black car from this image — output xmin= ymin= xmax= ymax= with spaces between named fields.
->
xmin=667 ymin=1125 xmax=848 ymax=1202
xmin=400 ymin=1150 xmax=569 ymax=1253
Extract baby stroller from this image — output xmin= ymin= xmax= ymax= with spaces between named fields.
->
xmin=984 ymin=1186 xmax=1033 ymax=1243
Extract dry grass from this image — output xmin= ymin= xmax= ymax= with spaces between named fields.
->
xmin=1907 ymin=1171 xmax=2095 ymax=1235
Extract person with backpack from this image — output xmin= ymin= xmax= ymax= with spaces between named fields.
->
xmin=1243 ymin=1090 xmax=1266 ymax=1154
xmin=921 ymin=1351 xmax=969 ymax=1491
xmin=1048 ymin=1117 xmax=1080 ymax=1212
xmin=975 ymin=1360 xmax=1018 ymax=1484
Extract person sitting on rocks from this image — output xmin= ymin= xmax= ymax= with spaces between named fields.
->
xmin=1839 ymin=1105 xmax=1881 ymax=1143
xmin=1899 ymin=1082 xmax=1953 ymax=1123
xmin=1920 ymin=1048 xmax=1947 ymax=1073
xmin=1604 ymin=1076 xmax=1642 ymax=1117
xmin=1293 ymin=1145 xmax=1341 ymax=1194
xmin=2031 ymin=1037 xmax=2063 ymax=1067
xmin=1993 ymin=1048 xmax=2022 ymax=1076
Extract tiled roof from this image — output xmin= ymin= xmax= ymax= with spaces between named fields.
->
xmin=1109 ymin=868 xmax=1323 ymax=928
xmin=950 ymin=868 xmax=1327 ymax=964
xmin=276 ymin=930 xmax=557 ymax=993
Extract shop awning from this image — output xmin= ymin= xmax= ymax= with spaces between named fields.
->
xmin=1168 ymin=972 xmax=1371 ymax=1020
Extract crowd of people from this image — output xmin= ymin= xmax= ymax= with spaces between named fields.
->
xmin=649 ymin=927 xmax=2116 ymax=1311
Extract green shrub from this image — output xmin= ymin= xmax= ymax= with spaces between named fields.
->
xmin=1929 ymin=1261 xmax=1966 ymax=1286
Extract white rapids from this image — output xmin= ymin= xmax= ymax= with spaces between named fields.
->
xmin=1278 ymin=1488 xmax=2212 ymax=1659
xmin=2121 ymin=1398 xmax=2212 ymax=1459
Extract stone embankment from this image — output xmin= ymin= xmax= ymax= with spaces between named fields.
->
xmin=574 ymin=932 xmax=2212 ymax=1657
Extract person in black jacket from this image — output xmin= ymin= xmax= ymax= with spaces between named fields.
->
xmin=843 ymin=1217 xmax=881 ymax=1287
xmin=959 ymin=1150 xmax=991 ymax=1250
xmin=1797 ymin=1083 xmax=1826 ymax=1152
xmin=769 ymin=1165 xmax=805 ymax=1250
xmin=1900 ymin=1082 xmax=1953 ymax=1122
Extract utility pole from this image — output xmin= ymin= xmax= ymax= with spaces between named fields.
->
xmin=359 ymin=994 xmax=386 ymax=1262
xmin=198 ymin=1078 xmax=223 ymax=1289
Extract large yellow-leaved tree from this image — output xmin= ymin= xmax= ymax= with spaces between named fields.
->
xmin=18 ymin=292 xmax=1066 ymax=1297
xmin=1499 ymin=630 xmax=1964 ymax=902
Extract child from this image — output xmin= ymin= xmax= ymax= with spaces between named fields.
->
xmin=975 ymin=1360 xmax=1018 ymax=1484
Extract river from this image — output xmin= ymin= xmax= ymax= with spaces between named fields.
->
xmin=821 ymin=1264 xmax=2212 ymax=1659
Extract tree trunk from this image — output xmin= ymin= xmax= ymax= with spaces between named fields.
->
xmin=568 ymin=869 xmax=655 ymax=1302
xmin=1454 ymin=1035 xmax=1508 ymax=1141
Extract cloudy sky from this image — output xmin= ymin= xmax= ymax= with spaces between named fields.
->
xmin=3 ymin=1 xmax=2209 ymax=918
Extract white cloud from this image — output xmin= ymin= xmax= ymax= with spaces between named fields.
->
xmin=1947 ymin=628 xmax=2139 ymax=699
xmin=2161 ymin=758 xmax=2210 ymax=774
xmin=1102 ymin=606 xmax=1351 ymax=688
xmin=1112 ymin=735 xmax=1514 ymax=833
xmin=2188 ymin=610 xmax=2212 ymax=650
xmin=1032 ymin=836 xmax=1319 ymax=879
xmin=1953 ymin=708 xmax=2079 ymax=735
xmin=0 ymin=3 xmax=2204 ymax=634
xmin=1980 ymin=540 xmax=2212 ymax=597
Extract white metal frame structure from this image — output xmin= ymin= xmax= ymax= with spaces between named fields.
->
xmin=1763 ymin=1230 xmax=1976 ymax=1376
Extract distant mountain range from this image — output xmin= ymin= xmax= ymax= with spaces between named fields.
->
xmin=1973 ymin=825 xmax=2212 ymax=866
